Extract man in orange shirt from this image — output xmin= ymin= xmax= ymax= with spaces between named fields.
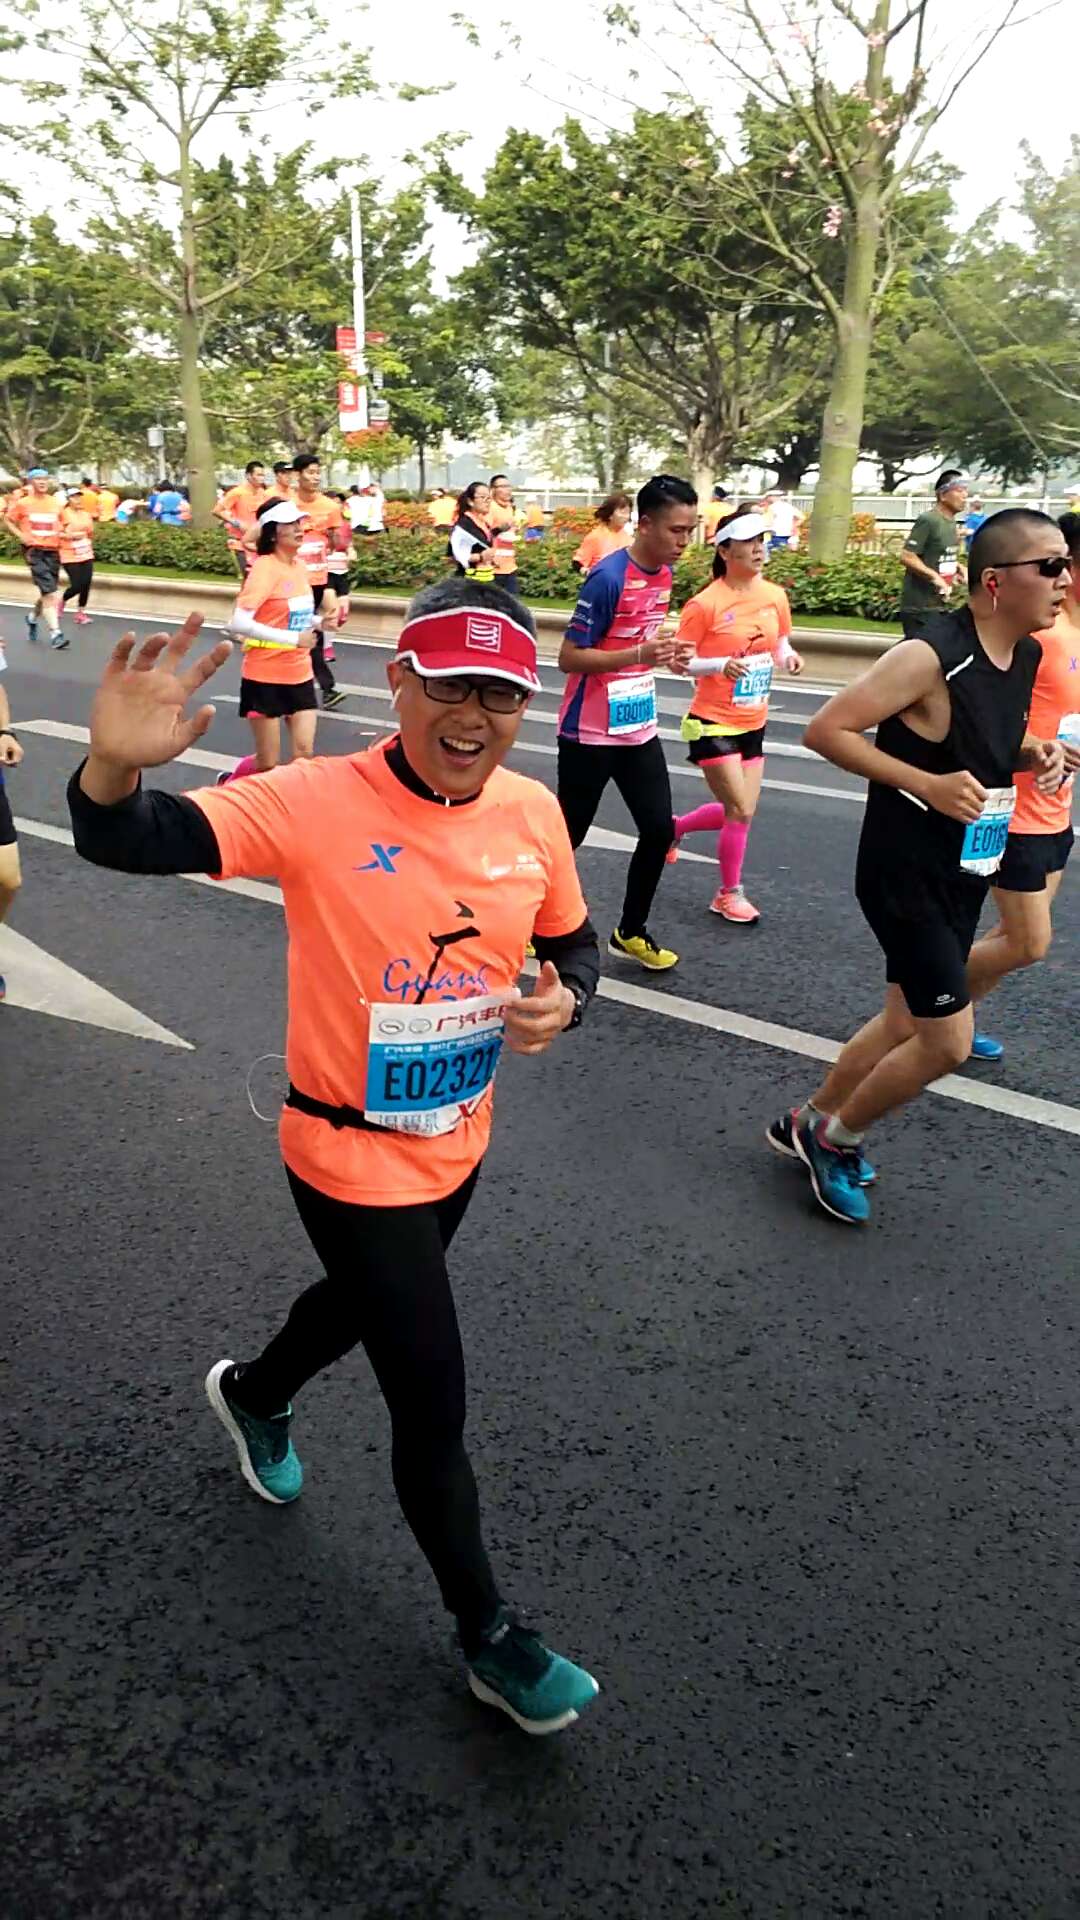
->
xmin=965 ymin=508 xmax=1080 ymax=1054
xmin=269 ymin=461 xmax=297 ymax=502
xmin=7 ymin=467 xmax=64 ymax=646
xmin=427 ymin=487 xmax=456 ymax=528
xmin=69 ymin=578 xmax=601 ymax=1738
xmin=213 ymin=460 xmax=269 ymax=579
xmin=487 ymin=472 xmax=522 ymax=597
xmin=96 ymin=484 xmax=120 ymax=521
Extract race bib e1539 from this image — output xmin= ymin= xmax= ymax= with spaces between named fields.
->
xmin=732 ymin=657 xmax=773 ymax=707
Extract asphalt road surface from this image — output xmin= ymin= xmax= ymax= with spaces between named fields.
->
xmin=5 ymin=601 xmax=1080 ymax=1920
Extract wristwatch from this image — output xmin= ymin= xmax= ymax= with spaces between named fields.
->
xmin=562 ymin=983 xmax=588 ymax=1030
xmin=0 ymin=728 xmax=16 ymax=741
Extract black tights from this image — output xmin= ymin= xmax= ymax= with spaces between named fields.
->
xmin=62 ymin=561 xmax=93 ymax=609
xmin=234 ymin=1164 xmax=500 ymax=1651
xmin=557 ymin=734 xmax=674 ymax=936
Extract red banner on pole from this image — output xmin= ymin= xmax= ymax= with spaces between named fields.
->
xmin=335 ymin=325 xmax=357 ymax=355
xmin=337 ymin=380 xmax=365 ymax=433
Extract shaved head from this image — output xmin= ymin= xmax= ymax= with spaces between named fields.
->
xmin=967 ymin=508 xmax=1059 ymax=583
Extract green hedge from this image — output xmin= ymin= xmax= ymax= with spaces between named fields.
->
xmin=0 ymin=519 xmax=935 ymax=621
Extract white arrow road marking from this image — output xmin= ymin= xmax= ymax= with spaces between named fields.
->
xmin=0 ymin=924 xmax=192 ymax=1047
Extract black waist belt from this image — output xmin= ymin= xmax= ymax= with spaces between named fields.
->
xmin=285 ymin=1084 xmax=377 ymax=1132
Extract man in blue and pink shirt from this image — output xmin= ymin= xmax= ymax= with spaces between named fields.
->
xmin=557 ymin=474 xmax=698 ymax=970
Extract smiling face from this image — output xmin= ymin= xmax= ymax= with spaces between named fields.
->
xmin=386 ymin=661 xmax=528 ymax=797
xmin=467 ymin=484 xmax=491 ymax=520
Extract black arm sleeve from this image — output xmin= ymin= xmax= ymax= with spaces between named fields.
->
xmin=68 ymin=762 xmax=223 ymax=875
xmin=531 ymin=915 xmax=600 ymax=1007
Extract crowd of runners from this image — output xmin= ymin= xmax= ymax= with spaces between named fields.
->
xmin=2 ymin=447 xmax=1077 ymax=1739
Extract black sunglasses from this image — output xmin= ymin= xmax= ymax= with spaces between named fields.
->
xmin=406 ymin=665 xmax=530 ymax=714
xmin=991 ymin=556 xmax=1072 ymax=579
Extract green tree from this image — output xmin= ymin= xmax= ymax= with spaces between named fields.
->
xmin=603 ymin=0 xmax=1031 ymax=557
xmin=2 ymin=0 xmax=373 ymax=516
xmin=436 ymin=108 xmax=828 ymax=500
xmin=0 ymin=213 xmax=142 ymax=473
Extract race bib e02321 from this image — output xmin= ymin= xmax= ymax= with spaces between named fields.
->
xmin=960 ymin=785 xmax=1016 ymax=876
xmin=607 ymin=670 xmax=657 ymax=735
xmin=363 ymin=992 xmax=507 ymax=1137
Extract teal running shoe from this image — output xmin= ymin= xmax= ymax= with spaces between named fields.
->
xmin=970 ymin=1031 xmax=1004 ymax=1062
xmin=766 ymin=1109 xmax=876 ymax=1186
xmin=793 ymin=1114 xmax=871 ymax=1225
xmin=467 ymin=1609 xmax=599 ymax=1736
xmin=25 ymin=611 xmax=37 ymax=643
xmin=205 ymin=1357 xmax=303 ymax=1504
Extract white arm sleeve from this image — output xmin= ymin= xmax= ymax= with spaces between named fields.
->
xmin=774 ymin=636 xmax=798 ymax=667
xmin=227 ymin=607 xmax=306 ymax=645
xmin=450 ymin=524 xmax=482 ymax=570
xmin=684 ymin=654 xmax=732 ymax=676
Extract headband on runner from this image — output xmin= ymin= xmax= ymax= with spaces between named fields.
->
xmin=715 ymin=512 xmax=768 ymax=543
xmin=396 ymin=605 xmax=541 ymax=693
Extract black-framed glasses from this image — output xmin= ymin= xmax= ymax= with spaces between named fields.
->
xmin=412 ymin=668 xmax=531 ymax=714
xmin=991 ymin=555 xmax=1072 ymax=579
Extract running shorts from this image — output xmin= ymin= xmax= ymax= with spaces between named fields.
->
xmin=327 ymin=566 xmax=351 ymax=595
xmin=312 ymin=584 xmax=326 ymax=612
xmin=0 ymin=777 xmax=16 ymax=847
xmin=238 ymin=678 xmax=318 ymax=720
xmin=855 ymin=856 xmax=985 ymax=1019
xmin=994 ymin=826 xmax=1074 ymax=893
xmin=27 ymin=547 xmax=60 ymax=595
xmin=687 ymin=726 xmax=766 ymax=765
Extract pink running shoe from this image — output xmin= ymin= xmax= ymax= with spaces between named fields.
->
xmin=74 ymin=610 xmax=91 ymax=625
xmin=710 ymin=886 xmax=760 ymax=924
xmin=323 ymin=639 xmax=337 ymax=664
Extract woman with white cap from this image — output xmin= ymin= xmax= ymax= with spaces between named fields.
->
xmin=218 ymin=497 xmax=319 ymax=784
xmin=669 ymin=505 xmax=803 ymax=923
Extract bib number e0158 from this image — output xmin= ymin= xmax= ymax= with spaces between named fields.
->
xmin=960 ymin=785 xmax=1016 ymax=876
xmin=607 ymin=670 xmax=657 ymax=735
xmin=732 ymin=657 xmax=773 ymax=707
xmin=363 ymin=992 xmax=506 ymax=1137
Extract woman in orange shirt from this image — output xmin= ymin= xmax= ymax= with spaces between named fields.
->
xmin=572 ymin=493 xmax=633 ymax=575
xmin=59 ymin=486 xmax=97 ymax=628
xmin=669 ymin=507 xmax=804 ymax=923
xmin=220 ymin=498 xmax=318 ymax=782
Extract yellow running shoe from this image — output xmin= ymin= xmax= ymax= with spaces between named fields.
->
xmin=607 ymin=927 xmax=679 ymax=971
xmin=525 ymin=940 xmax=536 ymax=959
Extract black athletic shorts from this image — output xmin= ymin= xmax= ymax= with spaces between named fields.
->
xmin=312 ymin=583 xmax=326 ymax=611
xmin=0 ymin=778 xmax=16 ymax=847
xmin=239 ymin=677 xmax=318 ymax=720
xmin=994 ymin=826 xmax=1074 ymax=893
xmin=687 ymin=726 xmax=766 ymax=765
xmin=855 ymin=854 xmax=985 ymax=1019
xmin=27 ymin=547 xmax=60 ymax=595
xmin=327 ymin=567 xmax=351 ymax=595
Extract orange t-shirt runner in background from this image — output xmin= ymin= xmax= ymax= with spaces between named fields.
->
xmin=677 ymin=576 xmax=793 ymax=734
xmin=189 ymin=743 xmax=588 ymax=1206
xmin=96 ymin=488 xmax=120 ymax=521
xmin=235 ymin=556 xmax=315 ymax=686
xmin=59 ymin=507 xmax=95 ymax=565
xmin=487 ymin=502 xmax=519 ymax=578
xmin=573 ymin=524 xmax=632 ymax=575
xmin=296 ymin=493 xmax=346 ymax=587
xmin=1012 ymin=611 xmax=1080 ymax=836
xmin=6 ymin=492 xmax=64 ymax=548
xmin=216 ymin=481 xmax=270 ymax=551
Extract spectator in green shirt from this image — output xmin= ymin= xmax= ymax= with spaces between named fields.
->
xmin=898 ymin=470 xmax=969 ymax=638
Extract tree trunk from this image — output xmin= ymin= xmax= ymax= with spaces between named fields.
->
xmin=809 ymin=204 xmax=879 ymax=561
xmin=417 ymin=441 xmax=427 ymax=493
xmin=880 ymin=461 xmax=900 ymax=494
xmin=774 ymin=442 xmax=816 ymax=491
xmin=686 ymin=419 xmax=715 ymax=516
xmin=177 ymin=129 xmax=217 ymax=523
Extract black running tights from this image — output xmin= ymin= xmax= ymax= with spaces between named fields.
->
xmin=557 ymin=733 xmax=674 ymax=937
xmin=62 ymin=561 xmax=93 ymax=609
xmin=234 ymin=1164 xmax=500 ymax=1650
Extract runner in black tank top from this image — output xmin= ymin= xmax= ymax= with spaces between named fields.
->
xmin=763 ymin=509 xmax=1069 ymax=1225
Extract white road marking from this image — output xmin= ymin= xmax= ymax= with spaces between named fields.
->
xmin=13 ymin=812 xmax=1080 ymax=1140
xmin=0 ymin=922 xmax=192 ymax=1047
xmin=20 ymin=713 xmax=866 ymax=804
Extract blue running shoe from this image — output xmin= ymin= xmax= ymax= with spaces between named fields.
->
xmin=793 ymin=1115 xmax=871 ymax=1225
xmin=205 ymin=1358 xmax=303 ymax=1505
xmin=766 ymin=1110 xmax=876 ymax=1186
xmin=467 ymin=1608 xmax=600 ymax=1736
xmin=25 ymin=611 xmax=37 ymax=643
xmin=50 ymin=632 xmax=70 ymax=650
xmin=970 ymin=1031 xmax=1004 ymax=1062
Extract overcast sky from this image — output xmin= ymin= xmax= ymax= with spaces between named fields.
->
xmin=315 ymin=0 xmax=1077 ymax=283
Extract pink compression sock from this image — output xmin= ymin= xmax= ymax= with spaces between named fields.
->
xmin=223 ymin=752 xmax=259 ymax=783
xmin=719 ymin=818 xmax=751 ymax=890
xmin=673 ymin=801 xmax=727 ymax=840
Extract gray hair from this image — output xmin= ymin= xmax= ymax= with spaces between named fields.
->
xmin=405 ymin=576 xmax=537 ymax=636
